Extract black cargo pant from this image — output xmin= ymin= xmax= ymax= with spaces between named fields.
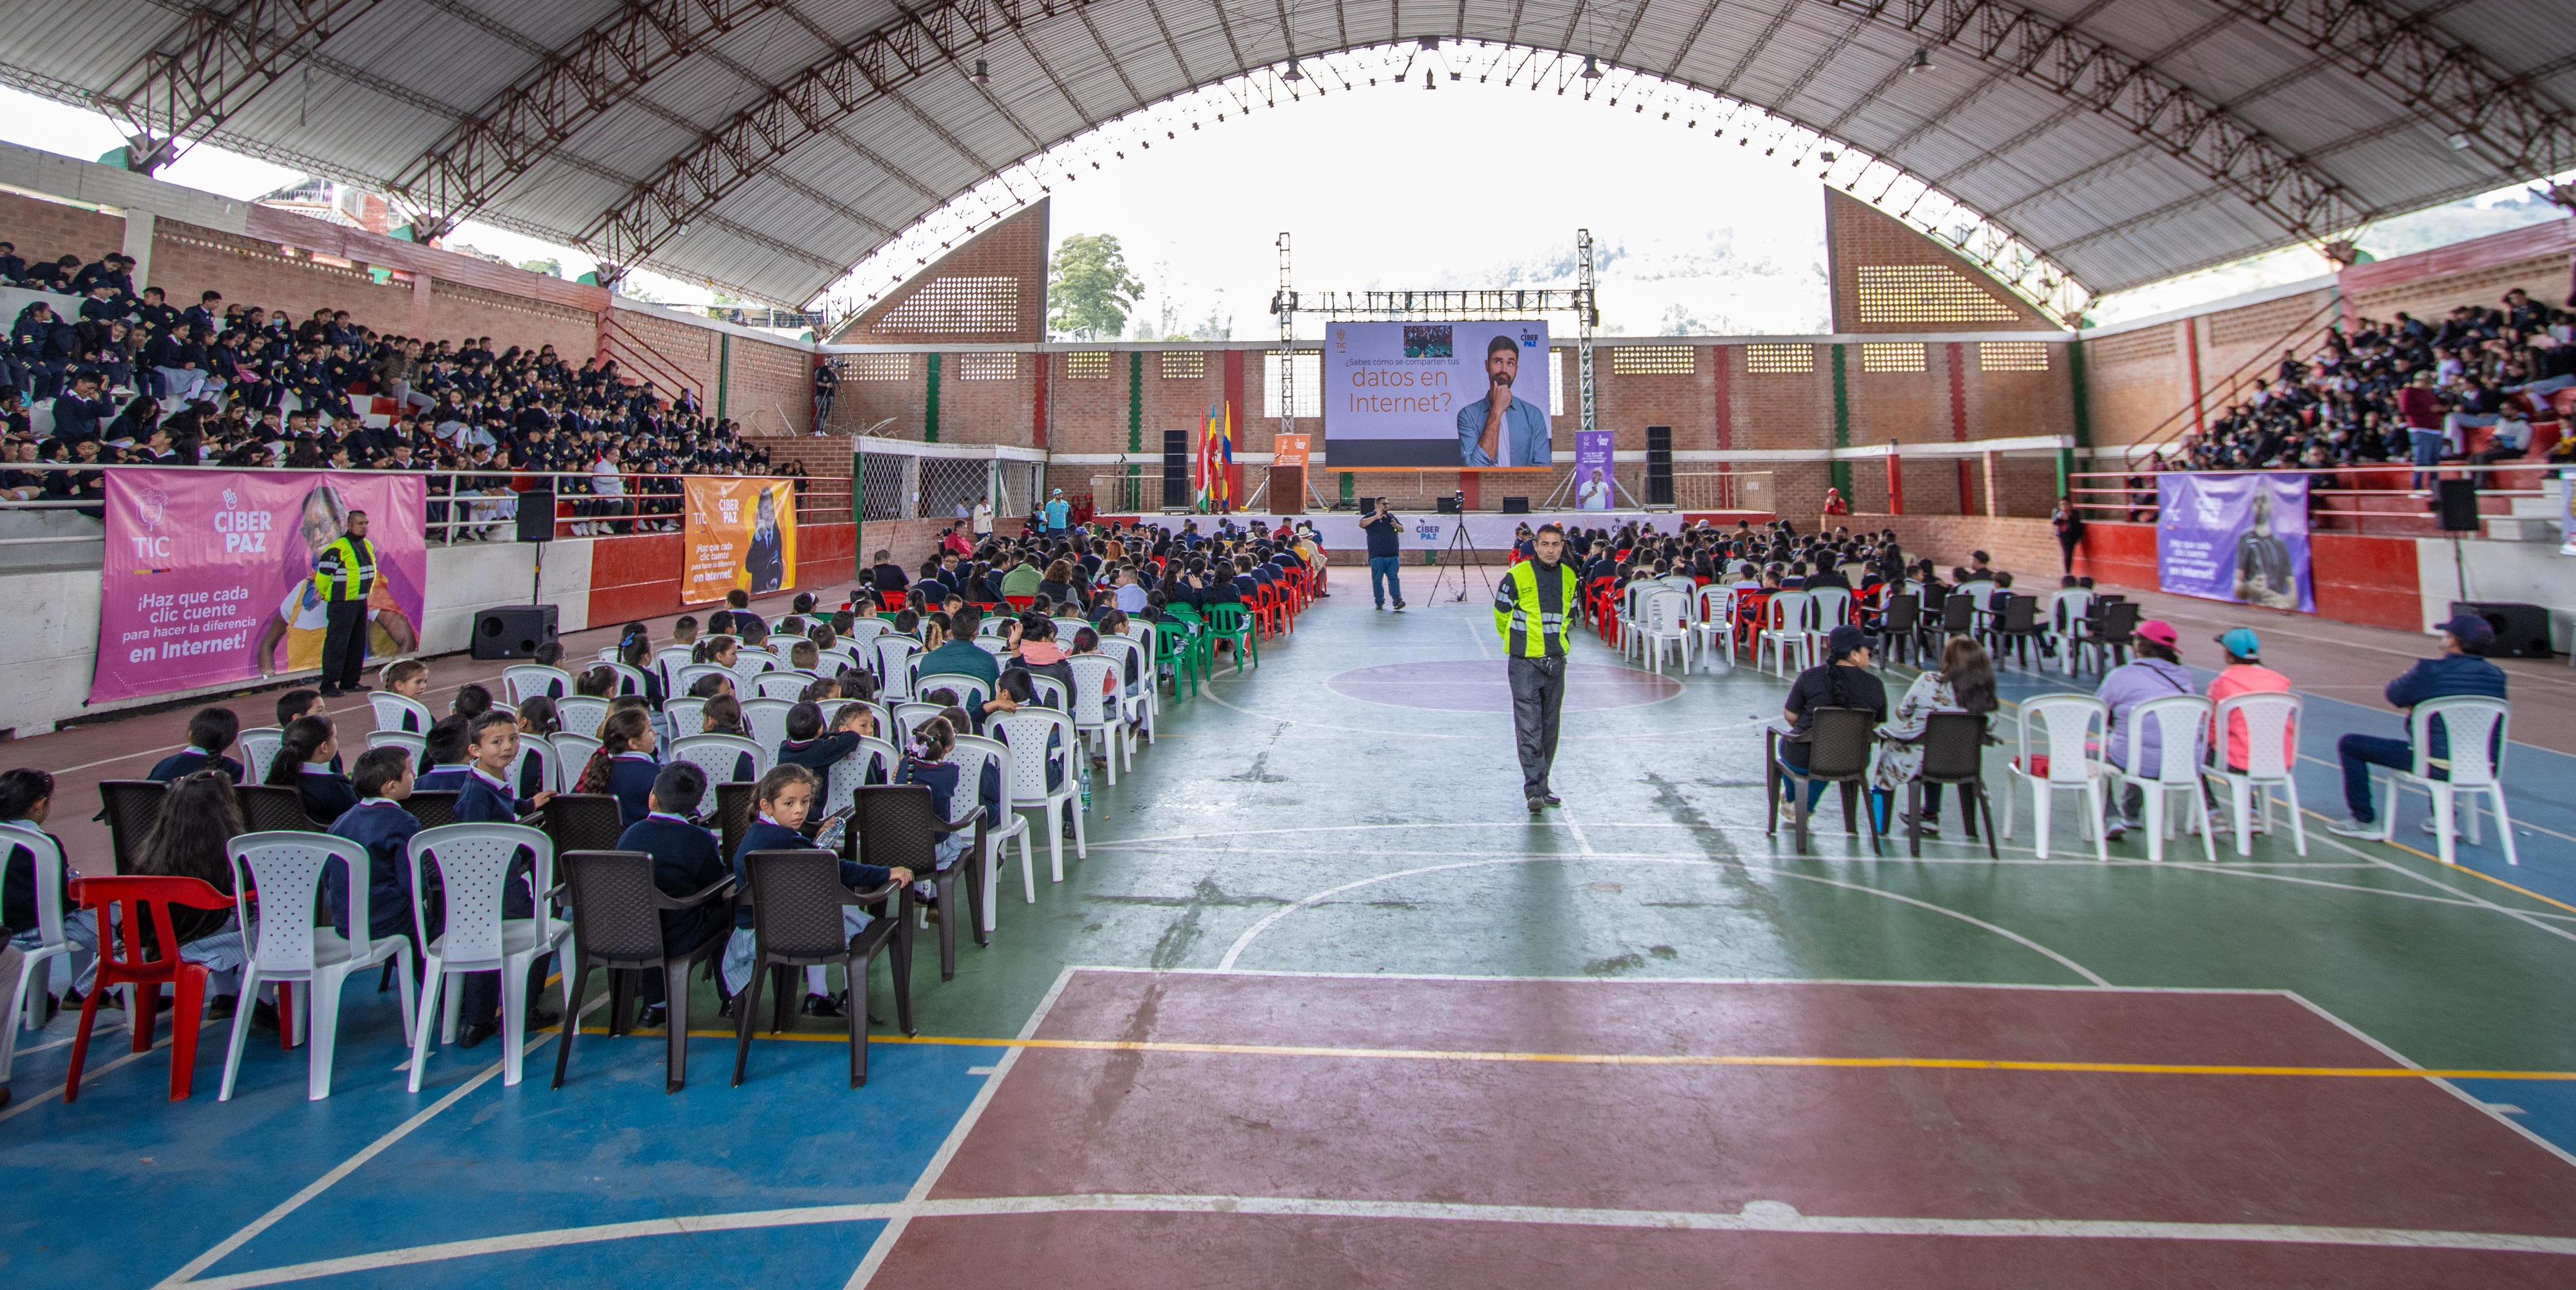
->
xmin=1507 ymin=654 xmax=1567 ymax=800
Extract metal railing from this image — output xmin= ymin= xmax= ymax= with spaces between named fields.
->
xmin=2068 ymin=462 xmax=2564 ymax=536
xmin=0 ymin=464 xmax=853 ymax=549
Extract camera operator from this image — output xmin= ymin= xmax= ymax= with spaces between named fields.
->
xmin=1362 ymin=498 xmax=1406 ymax=612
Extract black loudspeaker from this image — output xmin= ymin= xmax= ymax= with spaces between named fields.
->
xmin=1356 ymin=496 xmax=1378 ymax=515
xmin=1645 ymin=425 xmax=1674 ymax=507
xmin=516 ymin=488 xmax=555 ymax=543
xmin=1161 ymin=430 xmax=1188 ymax=502
xmin=1436 ymin=495 xmax=1464 ymax=515
xmin=2435 ymin=478 xmax=2480 ymax=532
xmin=1500 ymin=496 xmax=1531 ymax=514
xmin=2453 ymin=600 xmax=2553 ymax=659
xmin=471 ymin=604 xmax=559 ymax=660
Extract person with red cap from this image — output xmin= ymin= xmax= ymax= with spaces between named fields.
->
xmin=2093 ymin=618 xmax=2197 ymax=841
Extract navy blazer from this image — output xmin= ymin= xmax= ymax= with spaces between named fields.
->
xmin=326 ymin=799 xmax=420 ymax=940
xmin=149 ymin=749 xmax=246 ymax=784
xmin=731 ymin=819 xmax=890 ymax=929
xmin=454 ymin=769 xmax=521 ymax=823
xmin=603 ymin=754 xmax=659 ymax=829
xmin=617 ymin=815 xmax=731 ymax=947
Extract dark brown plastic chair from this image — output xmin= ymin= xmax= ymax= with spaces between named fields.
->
xmin=856 ymin=785 xmax=986 ymax=982
xmin=237 ymin=783 xmax=323 ymax=832
xmin=1892 ymin=711 xmax=1999 ymax=859
xmin=551 ymin=850 xmax=733 ymax=1094
xmin=543 ymin=794 xmax=627 ymax=857
xmin=1767 ymin=708 xmax=1882 ymax=855
xmin=1879 ymin=594 xmax=1921 ymax=665
xmin=406 ymin=790 xmax=459 ymax=829
xmin=1989 ymin=594 xmax=2043 ymax=670
xmin=98 ymin=780 xmax=168 ymax=874
xmin=731 ymin=849 xmax=913 ymax=1089
xmin=713 ymin=783 xmax=755 ymax=862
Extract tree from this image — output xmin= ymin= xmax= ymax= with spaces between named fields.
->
xmin=1050 ymin=233 xmax=1145 ymax=340
xmin=519 ymin=258 xmax=562 ymax=278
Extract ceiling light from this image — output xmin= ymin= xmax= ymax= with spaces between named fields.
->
xmin=2445 ymin=131 xmax=2471 ymax=150
xmin=1908 ymin=48 xmax=1933 ymax=74
xmin=1283 ymin=58 xmax=1303 ymax=81
xmin=970 ymin=57 xmax=990 ymax=85
xmin=1818 ymin=150 xmax=1837 ymax=163
xmin=1424 ymin=72 xmax=1435 ymax=89
xmin=1580 ymin=54 xmax=1603 ymax=80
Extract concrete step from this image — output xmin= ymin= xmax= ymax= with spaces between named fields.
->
xmin=2481 ymin=514 xmax=2562 ymax=542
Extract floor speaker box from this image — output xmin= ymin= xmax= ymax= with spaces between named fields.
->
xmin=2452 ymin=600 xmax=2552 ymax=659
xmin=516 ymin=488 xmax=556 ymax=543
xmin=1500 ymin=497 xmax=1531 ymax=514
xmin=2435 ymin=478 xmax=2480 ymax=532
xmin=472 ymin=604 xmax=559 ymax=660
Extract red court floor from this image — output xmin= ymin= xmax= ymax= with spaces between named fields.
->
xmin=863 ymin=969 xmax=2576 ymax=1288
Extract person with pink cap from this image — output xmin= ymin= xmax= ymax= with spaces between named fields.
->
xmin=2093 ymin=618 xmax=2198 ymax=841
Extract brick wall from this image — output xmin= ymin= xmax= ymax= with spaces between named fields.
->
xmin=833 ymin=199 xmax=1048 ymax=345
xmin=0 ymin=191 xmax=125 ymax=267
xmin=1824 ymin=189 xmax=2059 ymax=334
xmin=421 ymin=276 xmax=595 ymax=359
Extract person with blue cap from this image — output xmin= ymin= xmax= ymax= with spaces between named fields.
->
xmin=2206 ymin=628 xmax=2294 ymax=835
xmin=2326 ymin=613 xmax=2508 ymax=838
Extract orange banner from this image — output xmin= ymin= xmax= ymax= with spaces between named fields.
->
xmin=1273 ymin=433 xmax=1312 ymax=470
xmin=683 ymin=477 xmax=798 ymax=604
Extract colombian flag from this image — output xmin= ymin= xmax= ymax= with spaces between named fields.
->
xmin=1198 ymin=400 xmax=1234 ymax=511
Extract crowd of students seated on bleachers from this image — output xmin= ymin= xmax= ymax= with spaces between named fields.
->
xmin=0 ymin=239 xmax=790 ymax=532
xmin=0 ymin=515 xmax=1322 ymax=1106
xmin=2169 ymin=290 xmax=2576 ymax=485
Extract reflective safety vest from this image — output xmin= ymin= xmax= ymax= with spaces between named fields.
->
xmin=316 ymin=534 xmax=376 ymax=603
xmin=1492 ymin=558 xmax=1579 ymax=659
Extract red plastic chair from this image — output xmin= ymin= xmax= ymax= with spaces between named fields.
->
xmin=65 ymin=875 xmax=235 ymax=1102
xmin=1004 ymin=595 xmax=1037 ymax=612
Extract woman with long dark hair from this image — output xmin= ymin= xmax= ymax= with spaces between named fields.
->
xmin=131 ymin=771 xmax=259 ymax=1021
xmin=1873 ymin=635 xmax=1999 ymax=833
xmin=265 ymin=714 xmax=357 ymax=824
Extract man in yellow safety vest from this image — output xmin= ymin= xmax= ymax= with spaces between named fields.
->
xmin=1492 ymin=522 xmax=1580 ymax=813
xmin=315 ymin=509 xmax=377 ymax=696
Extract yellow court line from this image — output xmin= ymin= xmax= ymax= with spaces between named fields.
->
xmin=579 ymin=1027 xmax=2576 ymax=1081
xmin=2374 ymin=833 xmax=2576 ymax=919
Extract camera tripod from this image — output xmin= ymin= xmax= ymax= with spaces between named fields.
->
xmin=1422 ymin=507 xmax=1494 ymax=605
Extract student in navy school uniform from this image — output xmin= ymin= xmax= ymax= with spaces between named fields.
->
xmin=412 ymin=716 xmax=476 ymax=791
xmin=612 ymin=762 xmax=732 ymax=1027
xmin=513 ymin=697 xmax=560 ymax=801
xmin=447 ymin=712 xmax=557 ymax=1049
xmin=379 ymin=659 xmax=434 ymax=732
xmin=148 ymin=708 xmax=246 ymax=783
xmin=698 ymin=694 xmax=758 ymax=784
xmin=264 ymin=715 xmax=357 ymax=825
xmin=324 ymin=747 xmax=423 ymax=943
xmin=775 ymin=701 xmax=867 ymax=779
xmin=274 ymin=689 xmax=346 ymax=774
xmin=572 ymin=708 xmax=659 ymax=828
xmin=718 ymin=764 xmax=910 ymax=1018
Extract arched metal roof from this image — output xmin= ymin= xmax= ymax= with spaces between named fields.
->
xmin=5 ymin=0 xmax=2569 ymax=311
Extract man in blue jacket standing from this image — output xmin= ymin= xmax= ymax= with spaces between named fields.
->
xmin=2327 ymin=613 xmax=2508 ymax=836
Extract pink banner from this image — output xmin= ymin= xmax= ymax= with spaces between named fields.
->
xmin=94 ymin=470 xmax=428 ymax=706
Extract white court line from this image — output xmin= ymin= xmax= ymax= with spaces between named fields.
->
xmin=0 ymin=1034 xmax=164 ymax=1125
xmin=176 ymin=1190 xmax=2576 ymax=1283
xmin=842 ymin=964 xmax=1082 ymax=1290
xmin=1211 ymin=855 xmax=2109 ymax=985
xmin=2282 ymin=990 xmax=2576 ymax=1175
xmin=154 ymin=993 xmax=611 ymax=1289
xmin=1086 ymin=964 xmax=2277 ymax=995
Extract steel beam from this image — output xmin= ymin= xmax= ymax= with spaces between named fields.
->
xmin=95 ymin=0 xmax=383 ymax=175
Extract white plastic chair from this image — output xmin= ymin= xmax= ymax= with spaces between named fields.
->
xmin=669 ymin=733 xmax=765 ymax=784
xmin=2047 ymin=589 xmax=2095 ymax=675
xmin=741 ymin=698 xmax=794 ymax=750
xmin=404 ymin=823 xmax=562 ymax=1091
xmin=556 ymin=696 xmax=609 ymax=741
xmin=872 ymin=637 xmax=922 ymax=701
xmin=2204 ymin=693 xmax=2307 ymax=857
xmin=1806 ymin=586 xmax=1853 ymax=657
xmin=664 ymin=697 xmax=707 ymax=738
xmin=653 ymin=646 xmax=695 ymax=695
xmin=237 ymin=728 xmax=285 ymax=785
xmin=2374 ymin=696 xmax=2518 ymax=867
xmin=917 ymin=672 xmax=995 ymax=719
xmin=949 ymin=734 xmax=1032 ymax=931
xmin=671 ymin=663 xmax=734 ymax=699
xmin=844 ymin=700 xmax=895 ymax=744
xmin=511 ymin=734 xmax=562 ymax=797
xmin=502 ymin=665 xmax=572 ymax=706
xmin=1999 ymin=693 xmax=2109 ymax=862
xmin=367 ymin=729 xmax=427 ymax=761
xmin=735 ymin=647 xmax=785 ymax=676
xmin=368 ymin=691 xmax=434 ymax=735
xmin=0 ymin=823 xmax=76 ymax=1087
xmin=2114 ymin=695 xmax=2217 ymax=864
xmin=1757 ymin=592 xmax=1814 ymax=677
xmin=890 ymin=701 xmax=946 ymax=748
xmin=552 ymin=732 xmax=602 ymax=776
xmin=1066 ymin=656 xmax=1133 ymax=785
xmin=818 ymin=737 xmax=894 ymax=848
xmin=219 ymin=832 xmax=417 ymax=1101
xmin=1637 ymin=589 xmax=1691 ymax=675
xmin=754 ymin=672 xmax=812 ymax=701
xmin=1052 ymin=616 xmax=1092 ymax=643
xmin=1092 ymin=636 xmax=1155 ymax=743
xmin=1694 ymin=586 xmax=1737 ymax=673
xmin=606 ymin=662 xmax=654 ymax=699
xmin=845 ymin=617 xmax=892 ymax=641
xmin=993 ymin=708 xmax=1084 ymax=883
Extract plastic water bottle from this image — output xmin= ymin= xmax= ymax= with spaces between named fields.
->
xmin=1078 ymin=752 xmax=1094 ymax=814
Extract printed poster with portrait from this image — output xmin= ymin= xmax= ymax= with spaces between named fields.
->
xmin=1572 ymin=430 xmax=1616 ymax=510
xmin=93 ymin=469 xmax=427 ymax=704
xmin=2156 ymin=473 xmax=2314 ymax=613
xmin=684 ymin=476 xmax=798 ymax=604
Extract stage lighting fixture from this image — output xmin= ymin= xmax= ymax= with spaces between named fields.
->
xmin=1424 ymin=73 xmax=1435 ymax=89
xmin=1818 ymin=150 xmax=1837 ymax=163
xmin=1580 ymin=54 xmax=1603 ymax=79
xmin=1909 ymin=48 xmax=1932 ymax=74
xmin=1284 ymin=58 xmax=1303 ymax=80
xmin=2446 ymin=131 xmax=2471 ymax=150
xmin=970 ymin=57 xmax=990 ymax=85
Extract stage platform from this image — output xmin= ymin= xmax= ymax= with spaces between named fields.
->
xmin=1101 ymin=510 xmax=1772 ymax=555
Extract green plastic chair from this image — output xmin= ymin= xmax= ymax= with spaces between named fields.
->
xmin=1154 ymin=618 xmax=1199 ymax=698
xmin=1208 ymin=604 xmax=1258 ymax=672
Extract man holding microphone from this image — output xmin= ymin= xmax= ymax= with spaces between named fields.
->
xmin=1494 ymin=522 xmax=1579 ymax=813
xmin=1361 ymin=498 xmax=1405 ymax=612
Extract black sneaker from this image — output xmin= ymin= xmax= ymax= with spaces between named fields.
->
xmin=251 ymin=1000 xmax=281 ymax=1031
xmin=457 ymin=1019 xmax=497 ymax=1049
xmin=1527 ymin=797 xmax=1546 ymax=815
xmin=637 ymin=1004 xmax=668 ymax=1029
xmin=800 ymin=992 xmax=846 ymax=1019
xmin=207 ymin=993 xmax=240 ymax=1021
xmin=1393 ymin=601 xmax=1408 ymax=612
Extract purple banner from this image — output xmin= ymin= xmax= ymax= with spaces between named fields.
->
xmin=94 ymin=470 xmax=429 ymax=705
xmin=2157 ymin=473 xmax=2313 ymax=613
xmin=1573 ymin=430 xmax=1615 ymax=511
